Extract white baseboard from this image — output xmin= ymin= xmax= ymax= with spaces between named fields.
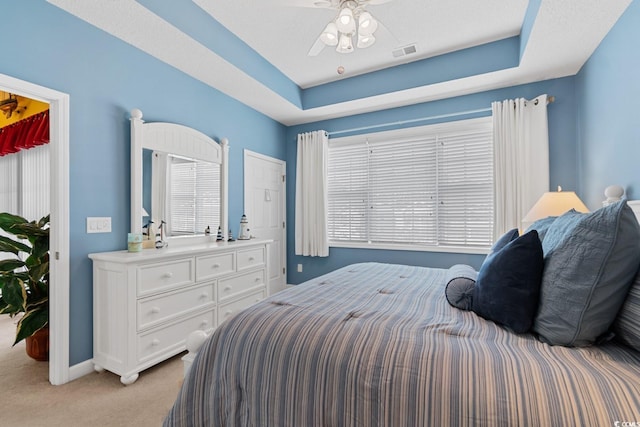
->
xmin=286 ymin=284 xmax=296 ymax=288
xmin=68 ymin=359 xmax=95 ymax=382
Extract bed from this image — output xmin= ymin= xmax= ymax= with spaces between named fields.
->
xmin=164 ymin=200 xmax=640 ymax=426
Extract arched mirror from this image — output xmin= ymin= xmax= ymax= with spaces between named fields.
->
xmin=130 ymin=109 xmax=228 ymax=244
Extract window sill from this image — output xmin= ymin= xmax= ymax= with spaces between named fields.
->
xmin=329 ymin=241 xmax=490 ymax=255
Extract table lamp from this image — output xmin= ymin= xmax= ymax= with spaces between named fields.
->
xmin=522 ymin=186 xmax=589 ymax=230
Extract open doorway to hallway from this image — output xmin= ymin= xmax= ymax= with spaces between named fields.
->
xmin=0 ymin=91 xmax=51 ymax=370
xmin=0 ymin=73 xmax=70 ymax=385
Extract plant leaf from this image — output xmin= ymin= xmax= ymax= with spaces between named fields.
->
xmin=1 ymin=276 xmax=27 ymax=312
xmin=37 ymin=214 xmax=50 ymax=229
xmin=0 ymin=212 xmax=27 ymax=233
xmin=0 ymin=235 xmax=31 ymax=255
xmin=0 ymin=296 xmax=10 ymax=314
xmin=0 ymin=259 xmax=25 ymax=274
xmin=14 ymin=307 xmax=48 ymax=345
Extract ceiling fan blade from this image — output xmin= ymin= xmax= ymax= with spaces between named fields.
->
xmin=280 ymin=0 xmax=338 ymax=9
xmin=360 ymin=0 xmax=394 ymax=5
xmin=308 ymin=37 xmax=327 ymax=56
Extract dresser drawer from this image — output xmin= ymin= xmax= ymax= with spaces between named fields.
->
xmin=196 ymin=252 xmax=234 ymax=281
xmin=218 ymin=269 xmax=265 ymax=302
xmin=237 ymin=247 xmax=265 ymax=271
xmin=218 ymin=290 xmax=265 ymax=325
xmin=137 ymin=259 xmax=194 ymax=296
xmin=137 ymin=282 xmax=215 ymax=331
xmin=137 ymin=309 xmax=214 ymax=364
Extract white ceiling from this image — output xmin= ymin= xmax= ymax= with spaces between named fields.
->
xmin=47 ymin=0 xmax=632 ymax=126
xmin=195 ymin=0 xmax=528 ymax=88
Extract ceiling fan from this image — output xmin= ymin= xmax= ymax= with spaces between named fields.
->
xmin=298 ymin=0 xmax=394 ymax=56
xmin=0 ymin=93 xmax=19 ymax=119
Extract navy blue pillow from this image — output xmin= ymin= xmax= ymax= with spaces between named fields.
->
xmin=490 ymin=228 xmax=519 ymax=254
xmin=472 ymin=230 xmax=544 ymax=334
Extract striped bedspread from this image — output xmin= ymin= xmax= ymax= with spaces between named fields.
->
xmin=164 ymin=262 xmax=640 ymax=426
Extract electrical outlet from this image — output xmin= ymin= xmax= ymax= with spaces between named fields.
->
xmin=297 ymin=264 xmax=303 ymax=273
xmin=87 ymin=217 xmax=112 ymax=233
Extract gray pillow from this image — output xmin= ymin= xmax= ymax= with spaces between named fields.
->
xmin=613 ymin=270 xmax=640 ymax=350
xmin=444 ymin=264 xmax=477 ymax=311
xmin=524 ymin=215 xmax=557 ymax=241
xmin=533 ymin=200 xmax=640 ymax=347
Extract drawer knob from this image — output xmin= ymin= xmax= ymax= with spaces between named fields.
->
xmin=224 ymin=286 xmax=232 ymax=292
xmin=151 ymin=339 xmax=160 ymax=346
xmin=212 ymin=263 xmax=220 ymax=269
xmin=255 ymin=277 xmax=261 ymax=283
xmin=249 ymin=257 xmax=255 ymax=261
xmin=162 ymin=272 xmax=173 ymax=279
xmin=225 ymin=310 xmax=232 ymax=317
xmin=200 ymin=320 xmax=209 ymax=327
xmin=151 ymin=307 xmax=160 ymax=314
xmin=199 ymin=292 xmax=209 ymax=299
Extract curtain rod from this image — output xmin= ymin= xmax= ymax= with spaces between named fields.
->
xmin=327 ymin=95 xmax=555 ymax=138
xmin=327 ymin=107 xmax=491 ymax=138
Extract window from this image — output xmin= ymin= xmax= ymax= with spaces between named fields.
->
xmin=0 ymin=144 xmax=50 ymax=219
xmin=169 ymin=155 xmax=220 ymax=235
xmin=0 ymin=144 xmax=50 ymax=261
xmin=327 ymin=117 xmax=493 ymax=253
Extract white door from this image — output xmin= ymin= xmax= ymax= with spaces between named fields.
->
xmin=244 ymin=150 xmax=286 ymax=295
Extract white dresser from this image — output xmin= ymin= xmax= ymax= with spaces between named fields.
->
xmin=89 ymin=239 xmax=270 ymax=385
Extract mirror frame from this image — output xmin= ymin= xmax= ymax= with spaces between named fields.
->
xmin=130 ymin=108 xmax=228 ymax=242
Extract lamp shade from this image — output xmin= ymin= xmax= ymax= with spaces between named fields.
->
xmin=336 ymin=33 xmax=354 ymax=53
xmin=336 ymin=7 xmax=356 ymax=33
xmin=320 ymin=22 xmax=339 ymax=46
xmin=358 ymin=11 xmax=378 ymax=35
xmin=522 ymin=189 xmax=589 ymax=225
xmin=357 ymin=33 xmax=375 ymax=48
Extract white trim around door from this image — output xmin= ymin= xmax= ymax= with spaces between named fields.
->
xmin=0 ymin=73 xmax=70 ymax=385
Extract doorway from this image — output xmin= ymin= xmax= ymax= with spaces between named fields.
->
xmin=243 ymin=150 xmax=287 ymax=294
xmin=0 ymin=73 xmax=70 ymax=385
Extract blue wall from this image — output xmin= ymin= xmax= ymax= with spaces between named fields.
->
xmin=576 ymin=0 xmax=640 ymax=209
xmin=286 ymin=77 xmax=578 ymax=284
xmin=1 ymin=2 xmax=286 ymax=365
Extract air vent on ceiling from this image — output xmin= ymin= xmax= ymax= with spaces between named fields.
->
xmin=392 ymin=44 xmax=417 ymax=58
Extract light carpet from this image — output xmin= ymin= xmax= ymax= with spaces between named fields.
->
xmin=0 ymin=315 xmax=184 ymax=427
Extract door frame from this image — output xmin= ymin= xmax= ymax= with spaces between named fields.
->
xmin=0 ymin=73 xmax=70 ymax=385
xmin=243 ymin=150 xmax=287 ymax=292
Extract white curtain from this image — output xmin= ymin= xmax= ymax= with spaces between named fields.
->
xmin=295 ymin=130 xmax=329 ymax=257
xmin=151 ymin=151 xmax=169 ymax=232
xmin=492 ymin=94 xmax=549 ymax=238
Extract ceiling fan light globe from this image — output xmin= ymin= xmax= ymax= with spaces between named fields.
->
xmin=336 ymin=33 xmax=354 ymax=53
xmin=336 ymin=7 xmax=356 ymax=33
xmin=357 ymin=33 xmax=375 ymax=48
xmin=320 ymin=22 xmax=339 ymax=46
xmin=358 ymin=12 xmax=378 ymax=35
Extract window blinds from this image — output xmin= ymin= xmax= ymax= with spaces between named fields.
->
xmin=169 ymin=156 xmax=220 ymax=235
xmin=0 ymin=143 xmax=49 ymax=219
xmin=327 ymin=118 xmax=493 ymax=250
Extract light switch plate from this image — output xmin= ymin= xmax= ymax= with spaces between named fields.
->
xmin=87 ymin=217 xmax=112 ymax=233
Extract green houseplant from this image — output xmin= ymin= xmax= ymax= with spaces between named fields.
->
xmin=0 ymin=213 xmax=49 ymax=352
